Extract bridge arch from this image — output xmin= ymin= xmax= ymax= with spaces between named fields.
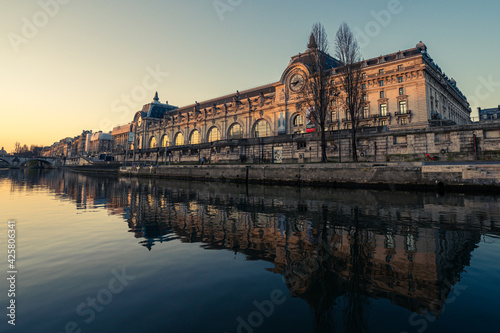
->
xmin=19 ymin=159 xmax=54 ymax=168
xmin=0 ymin=158 xmax=12 ymax=167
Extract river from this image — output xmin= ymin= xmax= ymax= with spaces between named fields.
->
xmin=0 ymin=169 xmax=499 ymax=333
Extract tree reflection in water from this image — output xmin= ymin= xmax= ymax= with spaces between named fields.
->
xmin=5 ymin=169 xmax=499 ymax=332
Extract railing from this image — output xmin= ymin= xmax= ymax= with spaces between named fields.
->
xmin=394 ymin=110 xmax=411 ymax=116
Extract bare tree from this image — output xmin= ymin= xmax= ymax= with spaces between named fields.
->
xmin=30 ymin=145 xmax=42 ymax=157
xmin=334 ymin=22 xmax=364 ymax=162
xmin=301 ymin=23 xmax=335 ymax=163
xmin=13 ymin=142 xmax=21 ymax=154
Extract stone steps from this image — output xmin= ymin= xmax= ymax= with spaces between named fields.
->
xmin=464 ymin=166 xmax=500 ymax=180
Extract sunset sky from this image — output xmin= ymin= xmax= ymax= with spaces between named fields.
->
xmin=1 ymin=0 xmax=499 ymax=152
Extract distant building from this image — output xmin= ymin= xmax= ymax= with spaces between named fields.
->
xmin=478 ymin=106 xmax=500 ymax=122
xmin=111 ymin=123 xmax=133 ymax=153
xmin=0 ymin=147 xmax=6 ymax=155
xmin=71 ymin=130 xmax=92 ymax=156
xmin=48 ymin=138 xmax=74 ymax=158
xmin=88 ymin=132 xmax=112 ymax=156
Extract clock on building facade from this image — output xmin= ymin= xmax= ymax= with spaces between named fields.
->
xmin=289 ymin=72 xmax=305 ymax=92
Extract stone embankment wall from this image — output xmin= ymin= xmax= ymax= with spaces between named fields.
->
xmin=120 ymin=162 xmax=500 ymax=190
xmin=117 ymin=122 xmax=500 ymax=165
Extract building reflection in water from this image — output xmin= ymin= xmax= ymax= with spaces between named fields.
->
xmin=4 ymin=169 xmax=499 ymax=331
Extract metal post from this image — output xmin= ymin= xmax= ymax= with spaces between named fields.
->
xmin=124 ymin=142 xmax=128 ymax=167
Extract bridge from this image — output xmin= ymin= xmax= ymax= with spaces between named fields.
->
xmin=0 ymin=155 xmax=63 ymax=168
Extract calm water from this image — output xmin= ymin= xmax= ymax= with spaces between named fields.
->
xmin=1 ymin=169 xmax=499 ymax=333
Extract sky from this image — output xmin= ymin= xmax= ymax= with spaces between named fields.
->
xmin=1 ymin=0 xmax=499 ymax=152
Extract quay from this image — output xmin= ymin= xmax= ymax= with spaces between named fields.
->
xmin=117 ymin=162 xmax=500 ymax=191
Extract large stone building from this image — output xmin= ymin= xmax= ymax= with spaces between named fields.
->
xmin=128 ymin=40 xmax=472 ymax=163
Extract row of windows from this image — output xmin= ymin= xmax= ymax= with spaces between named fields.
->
xmin=359 ymin=87 xmax=405 ymax=101
xmin=378 ymin=65 xmax=404 ymax=75
xmin=378 ymin=76 xmax=405 ymax=86
xmin=339 ymin=77 xmax=405 ymax=94
xmin=330 ymin=101 xmax=408 ymax=121
xmin=143 ymin=121 xmax=272 ymax=148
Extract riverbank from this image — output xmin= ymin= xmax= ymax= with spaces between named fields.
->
xmin=117 ymin=162 xmax=500 ymax=191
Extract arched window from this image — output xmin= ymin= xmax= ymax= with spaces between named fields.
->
xmin=253 ymin=119 xmax=271 ymax=138
xmin=149 ymin=136 xmax=157 ymax=148
xmin=293 ymin=114 xmax=304 ymax=126
xmin=161 ymin=135 xmax=169 ymax=147
xmin=228 ymin=123 xmax=243 ymax=139
xmin=138 ymin=137 xmax=142 ymax=149
xmin=207 ymin=127 xmax=220 ymax=142
xmin=174 ymin=132 xmax=184 ymax=146
xmin=190 ymin=130 xmax=201 ymax=144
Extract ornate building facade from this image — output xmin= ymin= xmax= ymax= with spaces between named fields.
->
xmin=129 ymin=41 xmax=471 ymax=163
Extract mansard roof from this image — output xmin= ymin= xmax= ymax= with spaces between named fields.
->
xmin=140 ymin=93 xmax=178 ymax=119
xmin=280 ymin=48 xmax=342 ymax=84
xmin=288 ymin=50 xmax=342 ymax=71
xmin=479 ymin=107 xmax=500 ymax=115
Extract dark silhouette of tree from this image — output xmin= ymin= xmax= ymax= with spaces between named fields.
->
xmin=334 ymin=23 xmax=364 ymax=162
xmin=301 ymin=23 xmax=337 ymax=162
xmin=13 ymin=142 xmax=21 ymax=154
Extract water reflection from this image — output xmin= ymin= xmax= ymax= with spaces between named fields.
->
xmin=2 ymin=169 xmax=499 ymax=332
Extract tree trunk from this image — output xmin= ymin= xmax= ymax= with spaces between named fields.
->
xmin=321 ymin=130 xmax=328 ymax=162
xmin=351 ymin=128 xmax=358 ymax=162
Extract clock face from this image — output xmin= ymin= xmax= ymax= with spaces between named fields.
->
xmin=289 ymin=73 xmax=305 ymax=92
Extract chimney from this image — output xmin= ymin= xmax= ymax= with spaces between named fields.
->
xmin=477 ymin=107 xmax=481 ymax=112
